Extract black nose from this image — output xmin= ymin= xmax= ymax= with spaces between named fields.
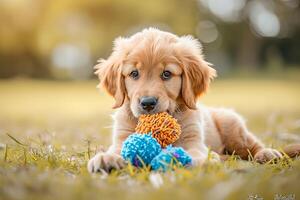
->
xmin=140 ymin=96 xmax=158 ymax=111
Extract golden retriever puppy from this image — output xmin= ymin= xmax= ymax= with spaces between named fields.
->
xmin=88 ymin=28 xmax=298 ymax=173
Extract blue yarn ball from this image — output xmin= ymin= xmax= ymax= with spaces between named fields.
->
xmin=121 ymin=133 xmax=162 ymax=167
xmin=150 ymin=146 xmax=192 ymax=171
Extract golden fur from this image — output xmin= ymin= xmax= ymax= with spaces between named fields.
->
xmin=88 ymin=28 xmax=299 ymax=173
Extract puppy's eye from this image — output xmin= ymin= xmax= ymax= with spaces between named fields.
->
xmin=129 ymin=70 xmax=139 ymax=80
xmin=161 ymin=70 xmax=172 ymax=80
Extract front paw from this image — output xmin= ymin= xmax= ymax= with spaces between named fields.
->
xmin=191 ymin=157 xmax=206 ymax=166
xmin=254 ymin=148 xmax=282 ymax=163
xmin=193 ymin=153 xmax=220 ymax=166
xmin=87 ymin=152 xmax=127 ymax=173
xmin=207 ymin=151 xmax=221 ymax=163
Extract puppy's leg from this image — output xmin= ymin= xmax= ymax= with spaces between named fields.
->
xmin=179 ymin=136 xmax=210 ymax=166
xmin=88 ymin=130 xmax=133 ymax=173
xmin=175 ymin=110 xmax=220 ymax=166
xmin=87 ymin=145 xmax=126 ymax=173
xmin=179 ymin=135 xmax=221 ymax=166
xmin=211 ymin=108 xmax=282 ymax=163
xmin=88 ymin=111 xmax=136 ymax=173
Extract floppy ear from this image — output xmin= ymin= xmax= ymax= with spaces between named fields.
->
xmin=176 ymin=36 xmax=216 ymax=109
xmin=94 ymin=37 xmax=129 ymax=108
xmin=94 ymin=55 xmax=126 ymax=109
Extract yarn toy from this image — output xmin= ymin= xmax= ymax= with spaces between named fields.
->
xmin=121 ymin=133 xmax=161 ymax=167
xmin=135 ymin=112 xmax=181 ymax=148
xmin=150 ymin=146 xmax=192 ymax=172
xmin=121 ymin=112 xmax=192 ymax=171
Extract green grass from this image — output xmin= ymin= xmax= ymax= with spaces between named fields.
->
xmin=0 ymin=78 xmax=300 ymax=200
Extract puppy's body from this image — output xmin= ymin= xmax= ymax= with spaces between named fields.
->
xmin=88 ymin=28 xmax=296 ymax=173
xmin=107 ymin=104 xmax=266 ymax=163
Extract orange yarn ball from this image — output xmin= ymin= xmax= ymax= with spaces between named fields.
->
xmin=135 ymin=112 xmax=181 ymax=148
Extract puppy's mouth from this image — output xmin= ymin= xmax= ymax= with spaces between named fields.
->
xmin=138 ymin=108 xmax=164 ymax=115
xmin=131 ymin=98 xmax=172 ymax=117
xmin=136 ymin=107 xmax=171 ymax=116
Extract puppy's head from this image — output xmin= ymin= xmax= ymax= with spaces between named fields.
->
xmin=95 ymin=28 xmax=216 ymax=117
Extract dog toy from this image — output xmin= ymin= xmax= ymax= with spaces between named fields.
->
xmin=121 ymin=133 xmax=162 ymax=167
xmin=121 ymin=133 xmax=192 ymax=171
xmin=150 ymin=146 xmax=192 ymax=171
xmin=121 ymin=112 xmax=191 ymax=171
xmin=135 ymin=112 xmax=181 ymax=148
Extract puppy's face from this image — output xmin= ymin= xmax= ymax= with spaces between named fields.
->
xmin=95 ymin=28 xmax=216 ymax=118
xmin=123 ymin=62 xmax=182 ymax=116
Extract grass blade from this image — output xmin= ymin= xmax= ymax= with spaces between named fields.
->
xmin=6 ymin=133 xmax=27 ymax=146
xmin=4 ymin=144 xmax=8 ymax=161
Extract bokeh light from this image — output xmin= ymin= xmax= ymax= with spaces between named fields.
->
xmin=196 ymin=20 xmax=219 ymax=43
xmin=248 ymin=1 xmax=280 ymax=37
xmin=206 ymin=0 xmax=246 ymax=22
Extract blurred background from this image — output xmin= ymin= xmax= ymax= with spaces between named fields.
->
xmin=1 ymin=2 xmax=300 ymax=199
xmin=0 ymin=0 xmax=300 ymax=80
xmin=0 ymin=0 xmax=300 ymax=143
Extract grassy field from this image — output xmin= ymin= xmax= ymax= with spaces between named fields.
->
xmin=0 ymin=78 xmax=300 ymax=200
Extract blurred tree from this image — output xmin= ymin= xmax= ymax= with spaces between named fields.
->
xmin=197 ymin=0 xmax=300 ymax=71
xmin=0 ymin=0 xmax=51 ymax=78
xmin=0 ymin=0 xmax=299 ymax=78
xmin=1 ymin=0 xmax=200 ymax=79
